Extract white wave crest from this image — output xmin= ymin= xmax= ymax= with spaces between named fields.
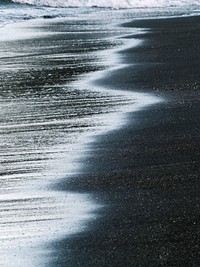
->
xmin=11 ymin=0 xmax=200 ymax=9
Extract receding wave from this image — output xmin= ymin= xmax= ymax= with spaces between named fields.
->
xmin=8 ymin=0 xmax=200 ymax=9
xmin=0 ymin=12 xmax=163 ymax=266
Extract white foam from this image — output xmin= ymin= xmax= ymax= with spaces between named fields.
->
xmin=12 ymin=0 xmax=200 ymax=9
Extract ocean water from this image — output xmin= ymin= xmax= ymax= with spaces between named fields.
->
xmin=0 ymin=0 xmax=200 ymax=28
xmin=8 ymin=0 xmax=200 ymax=8
xmin=0 ymin=1 xmax=199 ymax=267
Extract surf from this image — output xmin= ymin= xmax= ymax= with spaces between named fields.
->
xmin=5 ymin=0 xmax=200 ymax=9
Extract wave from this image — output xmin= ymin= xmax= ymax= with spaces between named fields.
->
xmin=0 ymin=0 xmax=14 ymax=4
xmin=8 ymin=0 xmax=200 ymax=9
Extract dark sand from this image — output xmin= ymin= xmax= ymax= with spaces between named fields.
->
xmin=52 ymin=16 xmax=200 ymax=266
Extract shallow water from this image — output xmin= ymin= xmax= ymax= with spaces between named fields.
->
xmin=0 ymin=14 xmax=161 ymax=266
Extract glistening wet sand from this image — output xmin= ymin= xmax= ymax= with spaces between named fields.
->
xmin=0 ymin=15 xmax=159 ymax=266
xmin=50 ymin=15 xmax=200 ymax=267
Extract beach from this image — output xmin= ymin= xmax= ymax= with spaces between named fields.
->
xmin=0 ymin=9 xmax=200 ymax=267
xmin=50 ymin=15 xmax=200 ymax=267
xmin=0 ymin=12 xmax=158 ymax=266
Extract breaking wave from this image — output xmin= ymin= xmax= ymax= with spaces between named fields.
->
xmin=5 ymin=0 xmax=200 ymax=9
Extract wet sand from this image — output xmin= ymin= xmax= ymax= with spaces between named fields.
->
xmin=0 ymin=15 xmax=158 ymax=266
xmin=51 ymin=15 xmax=200 ymax=266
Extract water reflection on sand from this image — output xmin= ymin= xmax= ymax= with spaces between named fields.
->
xmin=0 ymin=16 xmax=160 ymax=266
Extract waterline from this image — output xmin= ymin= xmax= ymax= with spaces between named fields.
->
xmin=0 ymin=15 xmax=162 ymax=266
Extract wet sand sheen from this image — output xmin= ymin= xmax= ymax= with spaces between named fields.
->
xmin=51 ymin=15 xmax=200 ymax=267
xmin=0 ymin=16 xmax=160 ymax=266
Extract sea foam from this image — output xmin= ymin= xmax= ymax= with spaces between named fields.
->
xmin=11 ymin=0 xmax=200 ymax=9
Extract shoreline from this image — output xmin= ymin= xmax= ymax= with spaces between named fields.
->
xmin=50 ymin=14 xmax=200 ymax=267
xmin=0 ymin=10 xmax=200 ymax=267
xmin=0 ymin=14 xmax=161 ymax=267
